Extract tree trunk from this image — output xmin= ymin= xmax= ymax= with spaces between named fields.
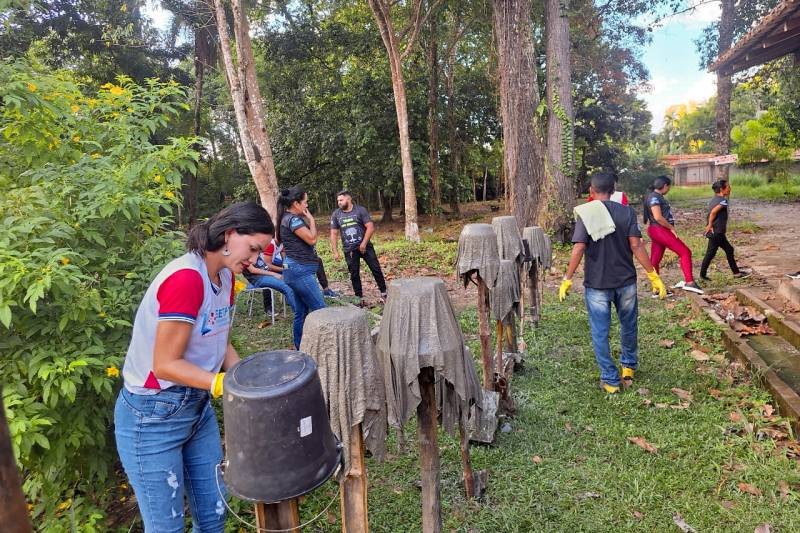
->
xmin=426 ymin=14 xmax=441 ymax=217
xmin=491 ymin=0 xmax=547 ymax=229
xmin=213 ymin=0 xmax=280 ymax=221
xmin=443 ymin=12 xmax=461 ymax=216
xmin=0 ymin=387 xmax=32 ymax=533
xmin=380 ymin=190 xmax=393 ymax=222
xmin=482 ymin=166 xmax=488 ymax=201
xmin=715 ymin=0 xmax=735 ymax=181
xmin=367 ymin=0 xmax=422 ymax=242
xmin=542 ymin=0 xmax=576 ymax=242
xmin=187 ymin=24 xmax=204 ymax=225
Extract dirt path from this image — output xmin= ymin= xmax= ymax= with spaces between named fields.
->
xmin=732 ymin=199 xmax=800 ymax=282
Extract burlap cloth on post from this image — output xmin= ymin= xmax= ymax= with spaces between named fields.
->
xmin=376 ymin=277 xmax=482 ymax=437
xmin=490 ymin=259 xmax=521 ymax=321
xmin=300 ymin=306 xmax=388 ymax=474
xmin=456 ymin=224 xmax=500 ymax=287
xmin=522 ymin=226 xmax=553 ymax=270
xmin=492 ymin=216 xmax=524 ymax=263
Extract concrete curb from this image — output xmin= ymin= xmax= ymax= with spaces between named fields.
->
xmin=687 ymin=293 xmax=800 ymax=434
xmin=735 ymin=288 xmax=800 ymax=351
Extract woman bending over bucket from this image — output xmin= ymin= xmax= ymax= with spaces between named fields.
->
xmin=114 ymin=202 xmax=273 ymax=532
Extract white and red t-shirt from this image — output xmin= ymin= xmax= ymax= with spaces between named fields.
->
xmin=122 ymin=252 xmax=235 ymax=394
xmin=587 ymin=191 xmax=629 ymax=205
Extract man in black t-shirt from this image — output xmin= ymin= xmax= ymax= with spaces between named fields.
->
xmin=560 ymin=172 xmax=667 ymax=394
xmin=330 ymin=190 xmax=387 ymax=304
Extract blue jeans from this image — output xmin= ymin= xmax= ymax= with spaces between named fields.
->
xmin=246 ymin=274 xmax=303 ymax=349
xmin=283 ymin=257 xmax=326 ymax=347
xmin=114 ymin=387 xmax=226 ymax=532
xmin=584 ymin=283 xmax=639 ymax=387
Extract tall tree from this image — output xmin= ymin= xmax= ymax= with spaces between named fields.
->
xmin=212 ymin=0 xmax=280 ymax=218
xmin=424 ymin=5 xmax=441 ymax=216
xmin=367 ymin=0 xmax=438 ymax=242
xmin=542 ymin=0 xmax=576 ymax=241
xmin=714 ymin=0 xmax=735 ymax=179
xmin=491 ymin=0 xmax=546 ymax=228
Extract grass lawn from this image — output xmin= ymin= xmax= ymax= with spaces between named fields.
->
xmin=666 ymin=173 xmax=800 ymax=203
xmin=226 ymin=280 xmax=800 ymax=531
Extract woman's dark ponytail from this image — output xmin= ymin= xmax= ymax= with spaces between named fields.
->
xmin=187 ymin=202 xmax=274 ymax=255
xmin=275 ymin=186 xmax=306 ymax=244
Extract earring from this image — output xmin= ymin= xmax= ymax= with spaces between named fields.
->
xmin=222 ymin=247 xmax=231 ymax=256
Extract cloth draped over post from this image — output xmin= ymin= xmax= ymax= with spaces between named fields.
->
xmin=456 ymin=224 xmax=500 ymax=287
xmin=491 ymin=216 xmax=525 ymax=263
xmin=522 ymin=226 xmax=553 ymax=270
xmin=490 ymin=259 xmax=521 ymax=321
xmin=376 ymin=277 xmax=482 ymax=437
xmin=573 ymin=201 xmax=616 ymax=241
xmin=300 ymin=306 xmax=388 ymax=475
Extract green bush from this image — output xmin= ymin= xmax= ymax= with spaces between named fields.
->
xmin=0 ymin=59 xmax=198 ymax=529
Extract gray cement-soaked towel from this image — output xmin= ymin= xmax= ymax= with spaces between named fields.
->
xmin=301 ymin=306 xmax=388 ymax=474
xmin=490 ymin=259 xmax=521 ymax=320
xmin=522 ymin=226 xmax=553 ymax=270
xmin=376 ymin=277 xmax=482 ymax=437
xmin=492 ymin=216 xmax=524 ymax=263
xmin=456 ymin=224 xmax=500 ymax=287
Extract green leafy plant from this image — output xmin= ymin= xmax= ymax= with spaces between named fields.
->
xmin=0 ymin=58 xmax=198 ymax=528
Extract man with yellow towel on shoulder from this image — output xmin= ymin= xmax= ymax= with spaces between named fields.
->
xmin=559 ymin=172 xmax=666 ymax=394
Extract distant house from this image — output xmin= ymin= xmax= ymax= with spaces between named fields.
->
xmin=661 ymin=154 xmax=723 ymax=186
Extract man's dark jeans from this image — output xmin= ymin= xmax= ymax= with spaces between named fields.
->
xmin=345 ymin=242 xmax=387 ymax=298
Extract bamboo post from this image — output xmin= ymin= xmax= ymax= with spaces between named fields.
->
xmin=0 ymin=387 xmax=32 ymax=533
xmin=255 ymin=499 xmax=300 ymax=532
xmin=458 ymin=413 xmax=475 ymax=499
xmin=417 ymin=367 xmax=442 ymax=533
xmin=340 ymin=424 xmax=369 ymax=533
xmin=476 ymin=275 xmax=494 ymax=391
xmin=495 ymin=319 xmax=504 ymax=376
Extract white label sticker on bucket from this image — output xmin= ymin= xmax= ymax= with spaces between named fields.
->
xmin=299 ymin=416 xmax=312 ymax=437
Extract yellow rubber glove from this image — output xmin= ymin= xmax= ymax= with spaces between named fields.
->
xmin=647 ymin=270 xmax=667 ymax=299
xmin=210 ymin=372 xmax=225 ymax=399
xmin=558 ymin=278 xmax=572 ymax=302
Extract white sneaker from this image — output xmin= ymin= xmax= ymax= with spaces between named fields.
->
xmin=682 ymin=282 xmax=704 ymax=294
xmin=671 ymin=280 xmax=685 ymax=289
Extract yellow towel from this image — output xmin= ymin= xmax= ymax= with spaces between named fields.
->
xmin=574 ymin=201 xmax=616 ymax=241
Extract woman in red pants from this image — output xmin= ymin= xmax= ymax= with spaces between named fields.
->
xmin=643 ymin=176 xmax=703 ymax=294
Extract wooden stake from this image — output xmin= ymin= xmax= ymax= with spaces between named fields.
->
xmin=477 ymin=276 xmax=494 ymax=390
xmin=458 ymin=413 xmax=475 ymax=499
xmin=255 ymin=499 xmax=300 ymax=532
xmin=340 ymin=424 xmax=369 ymax=533
xmin=528 ymin=264 xmax=540 ymax=324
xmin=417 ymin=367 xmax=442 ymax=533
xmin=495 ymin=319 xmax=504 ymax=374
xmin=0 ymin=387 xmax=32 ymax=533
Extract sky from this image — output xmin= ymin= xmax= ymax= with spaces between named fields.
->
xmin=637 ymin=1 xmax=722 ymax=133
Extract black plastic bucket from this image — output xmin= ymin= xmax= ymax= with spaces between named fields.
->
xmin=222 ymin=350 xmax=342 ymax=503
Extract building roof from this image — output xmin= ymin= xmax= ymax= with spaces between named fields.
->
xmin=661 ymin=154 xmax=718 ymax=167
xmin=709 ymin=0 xmax=800 ymax=75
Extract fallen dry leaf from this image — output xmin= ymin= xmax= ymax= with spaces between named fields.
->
xmin=632 ymin=510 xmax=644 ymax=519
xmin=655 ymin=402 xmax=669 ymax=409
xmin=711 ymin=353 xmax=727 ymax=363
xmin=779 ymin=480 xmax=790 ymax=501
xmin=757 ymin=427 xmax=788 ymax=441
xmin=576 ymin=491 xmax=601 ymax=500
xmin=690 ymin=350 xmax=710 ymax=362
xmin=642 ymin=399 xmax=653 ymax=407
xmin=659 ymin=339 xmax=676 ymax=348
xmin=670 ymin=401 xmax=691 ymax=410
xmin=638 ymin=388 xmax=650 ymax=396
xmin=628 ymin=436 xmax=658 ymax=453
xmin=761 ymin=404 xmax=775 ymax=417
xmin=665 ymin=302 xmax=676 ymax=310
xmin=709 ymin=389 xmax=722 ymax=399
xmin=737 ymin=482 xmax=762 ymax=497
xmin=721 ymin=500 xmax=736 ymax=510
xmin=672 ymin=512 xmax=697 ymax=533
xmin=729 ymin=411 xmax=744 ymax=423
xmin=671 ymin=388 xmax=693 ymax=402
xmin=754 ymin=524 xmax=772 ymax=533
xmin=532 ymin=455 xmax=543 ymax=464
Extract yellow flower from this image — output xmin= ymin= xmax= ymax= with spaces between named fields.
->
xmin=153 ymin=174 xmax=163 ymax=183
xmin=106 ymin=366 xmax=120 ymax=378
xmin=100 ymin=83 xmax=114 ymax=90
xmin=59 ymin=256 xmax=70 ymax=265
xmin=108 ymin=85 xmax=126 ymax=96
xmin=234 ymin=279 xmax=247 ymax=296
xmin=72 ymin=135 xmax=80 ymax=143
xmin=88 ymin=98 xmax=98 ymax=107
xmin=71 ymin=104 xmax=80 ymax=113
xmin=164 ymin=190 xmax=175 ymax=200
xmin=56 ymin=499 xmax=72 ymax=511
xmin=91 ymin=153 xmax=101 ymax=159
xmin=27 ymin=82 xmax=37 ymax=92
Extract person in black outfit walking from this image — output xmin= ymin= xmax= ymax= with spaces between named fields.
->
xmin=700 ymin=179 xmax=749 ymax=281
xmin=330 ymin=190 xmax=387 ymax=305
